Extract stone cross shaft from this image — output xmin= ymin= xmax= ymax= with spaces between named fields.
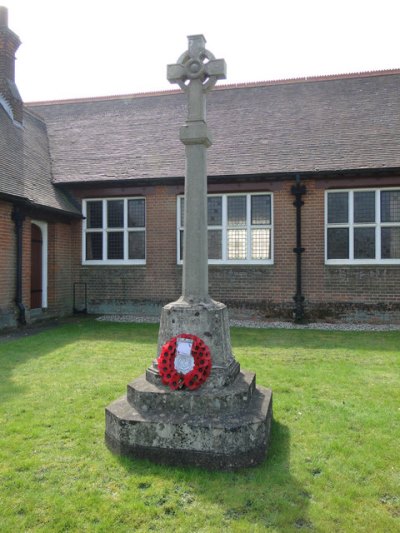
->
xmin=167 ymin=35 xmax=226 ymax=302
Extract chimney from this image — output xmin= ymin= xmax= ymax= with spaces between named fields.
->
xmin=0 ymin=6 xmax=23 ymax=123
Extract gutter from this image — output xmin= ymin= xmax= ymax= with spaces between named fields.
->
xmin=0 ymin=191 xmax=82 ymax=219
xmin=52 ymin=166 xmax=400 ymax=190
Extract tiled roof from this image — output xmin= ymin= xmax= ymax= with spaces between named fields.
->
xmin=0 ymin=105 xmax=80 ymax=214
xmin=28 ymin=70 xmax=400 ymax=184
xmin=0 ymin=105 xmax=24 ymax=194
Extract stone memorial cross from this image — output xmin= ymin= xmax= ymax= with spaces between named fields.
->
xmin=105 ymin=36 xmax=272 ymax=469
xmin=167 ymin=35 xmax=226 ymax=302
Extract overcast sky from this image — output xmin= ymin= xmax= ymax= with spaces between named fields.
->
xmin=4 ymin=0 xmax=400 ymax=102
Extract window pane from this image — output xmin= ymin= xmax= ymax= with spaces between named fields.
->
xmin=86 ymin=201 xmax=103 ymax=229
xmin=252 ymin=229 xmax=270 ymax=259
xmin=128 ymin=199 xmax=145 ymax=227
xmin=381 ymin=227 xmax=400 ymax=259
xmin=208 ymin=197 xmax=222 ymax=225
xmin=107 ymin=232 xmax=124 ymax=259
xmin=227 ymin=229 xmax=247 ymax=259
xmin=179 ymin=229 xmax=184 ymax=261
xmin=86 ymin=232 xmax=102 ymax=260
xmin=328 ymin=192 xmax=348 ymax=223
xmin=228 ymin=196 xmax=246 ymax=226
xmin=354 ymin=191 xmax=375 ymax=223
xmin=180 ymin=198 xmax=185 ymax=227
xmin=327 ymin=227 xmax=349 ymax=259
xmin=381 ymin=190 xmax=400 ymax=222
xmin=128 ymin=231 xmax=145 ymax=259
xmin=354 ymin=227 xmax=375 ymax=259
xmin=107 ymin=200 xmax=124 ymax=228
xmin=251 ymin=195 xmax=271 ymax=225
xmin=208 ymin=230 xmax=222 ymax=259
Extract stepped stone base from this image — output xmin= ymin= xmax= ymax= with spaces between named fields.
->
xmin=105 ymin=299 xmax=273 ymax=470
xmin=105 ymin=371 xmax=273 ymax=470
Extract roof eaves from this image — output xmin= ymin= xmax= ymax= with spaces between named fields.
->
xmin=0 ymin=191 xmax=82 ymax=218
xmin=55 ymin=167 xmax=400 ymax=188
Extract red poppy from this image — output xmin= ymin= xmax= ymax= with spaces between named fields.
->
xmin=157 ymin=334 xmax=212 ymax=390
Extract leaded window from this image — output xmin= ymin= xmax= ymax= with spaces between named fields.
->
xmin=178 ymin=193 xmax=273 ymax=264
xmin=83 ymin=198 xmax=146 ymax=264
xmin=325 ymin=189 xmax=400 ymax=263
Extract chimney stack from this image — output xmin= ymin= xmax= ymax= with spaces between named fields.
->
xmin=0 ymin=6 xmax=23 ymax=123
xmin=0 ymin=5 xmax=8 ymax=26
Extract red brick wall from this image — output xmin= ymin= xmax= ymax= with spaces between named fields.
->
xmin=0 ymin=200 xmax=75 ymax=330
xmin=145 ymin=185 xmax=182 ymax=299
xmin=72 ymin=186 xmax=181 ymax=311
xmin=70 ymin=178 xmax=400 ymax=322
xmin=209 ymin=182 xmax=296 ymax=309
xmin=303 ymin=183 xmax=400 ymax=318
xmin=0 ymin=200 xmax=16 ymax=327
xmin=47 ymin=220 xmax=74 ymax=317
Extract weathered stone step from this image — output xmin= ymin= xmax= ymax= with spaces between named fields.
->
xmin=127 ymin=371 xmax=256 ymax=415
xmin=105 ymin=381 xmax=272 ymax=470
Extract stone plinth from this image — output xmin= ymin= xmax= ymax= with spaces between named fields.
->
xmin=105 ymin=301 xmax=273 ymax=470
xmin=129 ymin=371 xmax=255 ymax=415
xmin=147 ymin=299 xmax=239 ymax=388
xmin=105 ymin=371 xmax=272 ymax=470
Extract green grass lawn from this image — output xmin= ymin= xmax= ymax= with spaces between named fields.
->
xmin=0 ymin=318 xmax=399 ymax=532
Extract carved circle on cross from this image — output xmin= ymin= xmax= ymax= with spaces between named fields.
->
xmin=176 ymin=48 xmax=217 ymax=92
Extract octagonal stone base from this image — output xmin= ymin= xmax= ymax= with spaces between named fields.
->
xmin=105 ymin=371 xmax=272 ymax=470
xmin=106 ymin=298 xmax=273 ymax=469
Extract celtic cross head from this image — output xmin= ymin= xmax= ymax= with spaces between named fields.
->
xmin=167 ymin=34 xmax=226 ymax=93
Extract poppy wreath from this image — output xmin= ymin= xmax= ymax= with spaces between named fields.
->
xmin=157 ymin=333 xmax=212 ymax=391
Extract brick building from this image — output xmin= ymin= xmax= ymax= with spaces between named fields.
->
xmin=0 ymin=7 xmax=80 ymax=330
xmin=1 ymin=7 xmax=400 ymax=329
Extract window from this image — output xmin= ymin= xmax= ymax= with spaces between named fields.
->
xmin=177 ymin=193 xmax=273 ymax=264
xmin=325 ymin=189 xmax=400 ymax=264
xmin=83 ymin=198 xmax=146 ymax=264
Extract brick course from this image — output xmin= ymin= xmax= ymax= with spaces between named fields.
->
xmin=69 ymin=178 xmax=400 ymax=322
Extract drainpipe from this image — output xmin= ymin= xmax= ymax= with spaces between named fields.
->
xmin=291 ymin=174 xmax=306 ymax=323
xmin=11 ymin=206 xmax=26 ymax=325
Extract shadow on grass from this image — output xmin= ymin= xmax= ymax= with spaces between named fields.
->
xmin=116 ymin=420 xmax=311 ymax=531
xmin=0 ymin=319 xmax=158 ymax=402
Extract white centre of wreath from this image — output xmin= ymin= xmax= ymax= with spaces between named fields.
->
xmin=174 ymin=338 xmax=195 ymax=375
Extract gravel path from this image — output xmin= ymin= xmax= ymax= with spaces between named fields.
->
xmin=97 ymin=314 xmax=400 ymax=332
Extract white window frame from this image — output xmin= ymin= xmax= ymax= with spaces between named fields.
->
xmin=31 ymin=220 xmax=48 ymax=308
xmin=177 ymin=192 xmax=274 ymax=265
xmin=82 ymin=197 xmax=146 ymax=265
xmin=325 ymin=188 xmax=400 ymax=265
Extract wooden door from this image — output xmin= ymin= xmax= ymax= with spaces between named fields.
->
xmin=31 ymin=224 xmax=43 ymax=309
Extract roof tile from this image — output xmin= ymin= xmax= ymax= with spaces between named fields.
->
xmin=27 ymin=71 xmax=400 ymax=183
